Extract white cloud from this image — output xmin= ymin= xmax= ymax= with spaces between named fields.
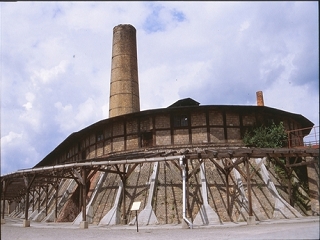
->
xmin=22 ymin=92 xmax=35 ymax=110
xmin=1 ymin=132 xmax=23 ymax=146
xmin=54 ymin=98 xmax=101 ymax=133
xmin=32 ymin=60 xmax=69 ymax=84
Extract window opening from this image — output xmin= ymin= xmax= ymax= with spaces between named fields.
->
xmin=141 ymin=131 xmax=153 ymax=147
xmin=174 ymin=115 xmax=189 ymax=127
xmin=96 ymin=131 xmax=103 ymax=142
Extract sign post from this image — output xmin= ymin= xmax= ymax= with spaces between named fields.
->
xmin=130 ymin=201 xmax=141 ymax=232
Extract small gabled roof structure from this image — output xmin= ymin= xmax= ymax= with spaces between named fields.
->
xmin=167 ymin=98 xmax=200 ymax=108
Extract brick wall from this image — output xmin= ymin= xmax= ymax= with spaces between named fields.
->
xmin=191 ymin=112 xmax=206 ymax=126
xmin=210 ymin=128 xmax=225 ymax=141
xmin=174 ymin=129 xmax=189 ymax=144
xmin=155 ymin=114 xmax=170 ymax=129
xmin=126 ymin=119 xmax=138 ymax=134
xmin=209 ymin=111 xmax=223 ymax=125
xmin=126 ymin=135 xmax=139 ymax=150
xmin=156 ymin=130 xmax=171 ymax=145
xmin=192 ymin=128 xmax=207 ymax=144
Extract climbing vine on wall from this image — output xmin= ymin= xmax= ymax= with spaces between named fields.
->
xmin=243 ymin=121 xmax=287 ymax=148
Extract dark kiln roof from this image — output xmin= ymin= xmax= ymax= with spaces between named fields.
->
xmin=167 ymin=98 xmax=200 ymax=108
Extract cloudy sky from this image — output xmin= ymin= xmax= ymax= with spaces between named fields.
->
xmin=1 ymin=1 xmax=319 ymax=175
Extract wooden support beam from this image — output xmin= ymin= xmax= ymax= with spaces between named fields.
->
xmin=187 ymin=159 xmax=202 ymax=178
xmin=73 ymin=169 xmax=84 ymax=185
xmin=37 ymin=186 xmax=41 ymax=213
xmin=54 ymin=180 xmax=59 ymax=221
xmin=23 ymin=174 xmax=36 ymax=222
xmin=226 ymin=171 xmax=230 ymax=219
xmin=185 ymin=159 xmax=191 ymax=220
xmin=45 ymin=183 xmax=49 ymax=216
xmin=125 ymin=163 xmax=139 ymax=178
xmin=246 ymin=158 xmax=253 ymax=217
xmin=81 ymin=168 xmax=87 ymax=222
xmin=225 ymin=157 xmax=246 ymax=171
xmin=288 ymin=159 xmax=318 ymax=168
xmin=86 ymin=167 xmax=99 ymax=182
xmin=209 ymin=158 xmax=226 ymax=175
xmin=32 ymin=189 xmax=35 ymax=212
xmin=122 ymin=164 xmax=127 ymax=224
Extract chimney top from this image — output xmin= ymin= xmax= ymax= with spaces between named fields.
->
xmin=256 ymin=91 xmax=264 ymax=106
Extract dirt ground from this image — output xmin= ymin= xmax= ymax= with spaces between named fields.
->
xmin=1 ymin=216 xmax=319 ymax=240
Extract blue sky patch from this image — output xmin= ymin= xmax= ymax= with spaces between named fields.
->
xmin=143 ymin=4 xmax=186 ymax=33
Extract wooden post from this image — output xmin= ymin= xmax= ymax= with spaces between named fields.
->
xmin=32 ymin=189 xmax=35 ymax=212
xmin=226 ymin=171 xmax=230 ymax=218
xmin=164 ymin=162 xmax=168 ymax=224
xmin=246 ymin=158 xmax=253 ymax=217
xmin=136 ymin=210 xmax=138 ymax=232
xmin=23 ymin=175 xmax=36 ymax=225
xmin=45 ymin=184 xmax=49 ymax=216
xmin=122 ymin=164 xmax=127 ymax=224
xmin=79 ymin=182 xmax=83 ymax=213
xmin=55 ymin=182 xmax=59 ymax=221
xmin=37 ymin=187 xmax=41 ymax=213
xmin=24 ymin=190 xmax=30 ymax=221
xmin=185 ymin=159 xmax=191 ymax=219
xmin=81 ymin=168 xmax=87 ymax=222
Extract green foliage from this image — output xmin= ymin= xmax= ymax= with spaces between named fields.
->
xmin=243 ymin=122 xmax=287 ymax=148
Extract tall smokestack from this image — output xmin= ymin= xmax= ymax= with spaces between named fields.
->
xmin=109 ymin=24 xmax=140 ymax=118
xmin=256 ymin=91 xmax=264 ymax=106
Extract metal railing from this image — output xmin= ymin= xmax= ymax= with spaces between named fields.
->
xmin=287 ymin=126 xmax=319 ymax=148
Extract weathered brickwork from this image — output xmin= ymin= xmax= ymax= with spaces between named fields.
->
xmin=113 ymin=122 xmax=124 ymax=136
xmin=90 ymin=133 xmax=96 ymax=145
xmin=104 ymin=126 xmax=112 ymax=138
xmin=242 ymin=113 xmax=255 ymax=126
xmin=226 ymin=112 xmax=240 ymax=126
xmin=140 ymin=117 xmax=152 ymax=131
xmin=156 ymin=130 xmax=171 ymax=145
xmin=112 ymin=137 xmax=125 ymax=152
xmin=227 ymin=128 xmax=241 ymax=140
xmin=89 ymin=145 xmax=95 ymax=158
xmin=126 ymin=119 xmax=138 ymax=134
xmin=173 ymin=129 xmax=189 ymax=144
xmin=192 ymin=128 xmax=207 ymax=144
xmin=104 ymin=139 xmax=112 ymax=155
xmin=96 ymin=142 xmax=103 ymax=157
xmin=109 ymin=24 xmax=140 ymax=118
xmin=85 ymin=148 xmax=91 ymax=159
xmin=126 ymin=135 xmax=139 ymax=150
xmin=210 ymin=128 xmax=225 ymax=141
xmin=191 ymin=112 xmax=206 ymax=126
xmin=209 ymin=110 xmax=224 ymax=125
xmin=155 ymin=114 xmax=170 ymax=129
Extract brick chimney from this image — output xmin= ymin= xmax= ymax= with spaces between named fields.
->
xmin=256 ymin=91 xmax=264 ymax=106
xmin=109 ymin=24 xmax=140 ymax=118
